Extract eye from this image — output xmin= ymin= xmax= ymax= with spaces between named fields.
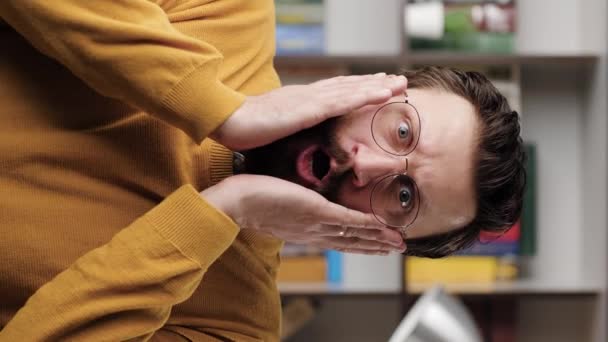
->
xmin=398 ymin=186 xmax=413 ymax=210
xmin=397 ymin=122 xmax=410 ymax=140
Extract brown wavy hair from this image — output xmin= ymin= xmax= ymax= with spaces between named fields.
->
xmin=403 ymin=67 xmax=526 ymax=258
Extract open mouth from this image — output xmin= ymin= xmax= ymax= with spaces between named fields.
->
xmin=312 ymin=148 xmax=331 ymax=181
xmin=296 ymin=144 xmax=332 ymax=189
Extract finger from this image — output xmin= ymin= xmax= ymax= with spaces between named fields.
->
xmin=320 ymin=81 xmax=408 ymax=118
xmin=331 ymin=75 xmax=408 ymax=97
xmin=322 ymin=73 xmax=393 ymax=88
xmin=314 ymin=73 xmax=388 ymax=87
xmin=323 ymin=236 xmax=406 ymax=253
xmin=315 ymin=242 xmax=391 ymax=256
xmin=319 ymin=201 xmax=385 ymax=229
xmin=334 ymin=247 xmax=391 ymax=256
xmin=317 ymin=87 xmax=392 ymax=117
xmin=320 ymin=225 xmax=404 ymax=247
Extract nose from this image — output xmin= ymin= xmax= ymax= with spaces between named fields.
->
xmin=350 ymin=144 xmax=408 ymax=188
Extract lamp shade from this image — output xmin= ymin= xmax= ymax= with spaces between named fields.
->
xmin=388 ymin=285 xmax=482 ymax=342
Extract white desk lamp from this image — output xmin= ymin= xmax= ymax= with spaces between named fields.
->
xmin=388 ymin=285 xmax=482 ymax=342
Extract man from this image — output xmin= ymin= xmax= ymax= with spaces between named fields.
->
xmin=0 ymin=1 xmax=523 ymax=341
xmin=238 ymin=67 xmax=526 ymax=258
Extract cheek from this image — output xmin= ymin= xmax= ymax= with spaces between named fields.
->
xmin=336 ymin=181 xmax=373 ymax=214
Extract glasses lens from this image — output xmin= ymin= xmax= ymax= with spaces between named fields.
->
xmin=371 ymin=174 xmax=420 ymax=228
xmin=371 ymin=101 xmax=420 ymax=156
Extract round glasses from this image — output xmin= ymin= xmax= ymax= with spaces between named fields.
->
xmin=369 ymin=97 xmax=421 ymax=233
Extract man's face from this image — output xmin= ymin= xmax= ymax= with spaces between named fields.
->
xmin=243 ymin=88 xmax=479 ymax=239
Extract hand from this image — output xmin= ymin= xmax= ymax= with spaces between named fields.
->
xmin=200 ymin=174 xmax=406 ymax=255
xmin=211 ymin=73 xmax=408 ymax=151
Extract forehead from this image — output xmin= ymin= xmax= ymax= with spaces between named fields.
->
xmin=404 ymin=88 xmax=480 ymax=238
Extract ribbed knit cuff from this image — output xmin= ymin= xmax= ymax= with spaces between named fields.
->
xmin=159 ymin=60 xmax=246 ymax=144
xmin=145 ymin=185 xmax=239 ymax=267
xmin=208 ymin=141 xmax=234 ymax=185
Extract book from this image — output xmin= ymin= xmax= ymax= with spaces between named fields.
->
xmin=520 ymin=143 xmax=537 ymax=255
xmin=276 ymin=24 xmax=324 ymax=55
xmin=277 ymin=255 xmax=327 ymax=282
xmin=457 ymin=221 xmax=521 ymax=256
xmin=278 ymin=243 xmax=326 ymax=282
xmin=276 ymin=2 xmax=323 ymax=25
xmin=277 ymin=245 xmax=343 ymax=283
xmin=407 ymin=1 xmax=516 ymax=53
xmin=406 ymin=255 xmax=518 ymax=284
xmin=325 ymin=250 xmax=343 ymax=283
xmin=275 ymin=0 xmax=324 ymax=55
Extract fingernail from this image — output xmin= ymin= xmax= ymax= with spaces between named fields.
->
xmin=374 ymin=72 xmax=387 ymax=76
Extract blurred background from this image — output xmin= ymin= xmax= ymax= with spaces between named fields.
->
xmin=273 ymin=0 xmax=607 ymax=341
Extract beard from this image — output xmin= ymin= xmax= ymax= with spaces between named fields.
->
xmin=240 ymin=118 xmax=352 ymax=202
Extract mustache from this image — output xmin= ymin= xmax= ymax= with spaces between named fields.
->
xmin=240 ymin=116 xmax=353 ymax=202
xmin=316 ymin=132 xmax=352 ymax=199
xmin=329 ymin=137 xmax=351 ymax=174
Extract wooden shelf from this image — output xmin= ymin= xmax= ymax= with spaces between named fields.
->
xmin=274 ymin=53 xmax=599 ymax=68
xmin=279 ymin=282 xmax=402 ymax=296
xmin=279 ymin=279 xmax=602 ymax=297
xmin=408 ymin=279 xmax=603 ymax=296
xmin=410 ymin=52 xmax=598 ymax=66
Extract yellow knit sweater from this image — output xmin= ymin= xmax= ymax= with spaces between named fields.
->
xmin=0 ymin=1 xmax=282 ymax=341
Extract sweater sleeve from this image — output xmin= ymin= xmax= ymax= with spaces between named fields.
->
xmin=0 ymin=185 xmax=240 ymax=341
xmin=0 ymin=0 xmax=246 ymax=144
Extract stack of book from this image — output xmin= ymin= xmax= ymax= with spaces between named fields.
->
xmin=277 ymin=244 xmax=327 ymax=282
xmin=275 ymin=0 xmax=324 ymax=55
xmin=277 ymin=243 xmax=343 ymax=283
xmin=407 ymin=0 xmax=516 ymax=53
xmin=406 ymin=223 xmax=521 ymax=284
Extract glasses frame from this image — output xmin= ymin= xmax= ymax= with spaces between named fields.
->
xmin=370 ymin=173 xmax=422 ymax=233
xmin=371 ymin=98 xmax=422 ymax=156
xmin=368 ymin=96 xmax=422 ymax=235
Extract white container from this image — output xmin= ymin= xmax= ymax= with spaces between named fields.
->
xmin=406 ymin=1 xmax=444 ymax=40
xmin=325 ymin=0 xmax=403 ymax=56
xmin=341 ymin=253 xmax=402 ymax=291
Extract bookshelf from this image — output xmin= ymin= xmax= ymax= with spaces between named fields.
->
xmin=407 ymin=279 xmax=603 ymax=296
xmin=275 ymin=54 xmax=598 ymax=68
xmin=279 ymin=282 xmax=402 ymax=296
xmin=277 ymin=1 xmax=607 ymax=341
xmin=280 ymin=279 xmax=602 ymax=297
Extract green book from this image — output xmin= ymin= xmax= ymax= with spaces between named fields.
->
xmin=276 ymin=4 xmax=323 ymax=25
xmin=409 ymin=2 xmax=515 ymax=53
xmin=520 ymin=144 xmax=537 ymax=256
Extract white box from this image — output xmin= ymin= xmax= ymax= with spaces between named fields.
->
xmin=325 ymin=0 xmax=403 ymax=56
